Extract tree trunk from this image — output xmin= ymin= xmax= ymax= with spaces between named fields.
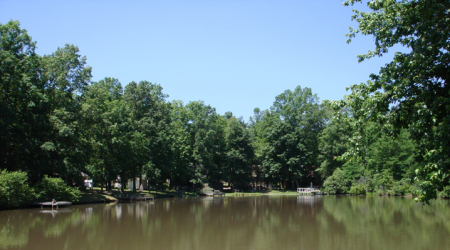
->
xmin=101 ymin=166 xmax=104 ymax=192
xmin=100 ymin=151 xmax=104 ymax=192
xmin=139 ymin=171 xmax=142 ymax=190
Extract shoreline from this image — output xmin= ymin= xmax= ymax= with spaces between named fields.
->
xmin=2 ymin=190 xmax=440 ymax=211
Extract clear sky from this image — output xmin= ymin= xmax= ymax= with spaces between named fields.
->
xmin=1 ymin=0 xmax=401 ymax=121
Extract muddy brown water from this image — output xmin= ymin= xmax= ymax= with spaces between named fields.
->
xmin=1 ymin=196 xmax=449 ymax=250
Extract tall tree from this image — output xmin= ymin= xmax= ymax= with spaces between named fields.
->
xmin=124 ymin=81 xmax=169 ymax=191
xmin=336 ymin=0 xmax=450 ymax=202
xmin=366 ymin=129 xmax=418 ymax=181
xmin=183 ymin=101 xmax=226 ymax=188
xmin=165 ymin=101 xmax=192 ymax=188
xmin=316 ymin=119 xmax=352 ymax=180
xmin=249 ymin=108 xmax=278 ymax=186
xmin=0 ymin=21 xmax=45 ymax=178
xmin=224 ymin=116 xmax=254 ymax=188
xmin=263 ymin=86 xmax=326 ymax=188
xmin=40 ymin=44 xmax=92 ymax=184
xmin=82 ymin=77 xmax=124 ymax=191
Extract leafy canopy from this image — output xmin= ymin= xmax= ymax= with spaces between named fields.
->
xmin=336 ymin=0 xmax=450 ymax=203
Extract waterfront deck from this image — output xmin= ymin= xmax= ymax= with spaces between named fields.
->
xmin=297 ymin=188 xmax=321 ymax=195
xmin=32 ymin=201 xmax=72 ymax=209
xmin=205 ymin=190 xmax=225 ymax=197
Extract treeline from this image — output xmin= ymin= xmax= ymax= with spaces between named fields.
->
xmin=2 ymin=8 xmax=449 ymax=205
xmin=1 ymin=20 xmax=326 ymax=192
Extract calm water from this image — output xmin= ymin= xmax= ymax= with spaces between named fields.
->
xmin=1 ymin=196 xmax=450 ymax=250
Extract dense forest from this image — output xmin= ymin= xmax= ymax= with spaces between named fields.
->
xmin=1 ymin=0 xmax=449 ymax=206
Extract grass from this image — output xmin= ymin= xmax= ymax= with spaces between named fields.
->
xmin=80 ymin=187 xmax=304 ymax=203
xmin=76 ymin=192 xmax=117 ymax=204
xmin=86 ymin=187 xmax=200 ymax=199
xmin=260 ymin=190 xmax=300 ymax=195
xmin=225 ymin=190 xmax=300 ymax=196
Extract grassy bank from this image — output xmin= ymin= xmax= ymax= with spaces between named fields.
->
xmin=224 ymin=190 xmax=299 ymax=196
xmin=75 ymin=192 xmax=117 ymax=204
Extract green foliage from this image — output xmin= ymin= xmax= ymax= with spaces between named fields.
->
xmin=34 ymin=176 xmax=81 ymax=202
xmin=0 ymin=20 xmax=433 ymax=197
xmin=224 ymin=116 xmax=254 ymax=187
xmin=336 ymin=0 xmax=450 ymax=203
xmin=349 ymin=183 xmax=366 ymax=195
xmin=123 ymin=80 xmax=170 ymax=191
xmin=323 ymin=168 xmax=351 ymax=194
xmin=438 ymin=186 xmax=450 ymax=199
xmin=39 ymin=44 xmax=92 ymax=184
xmin=0 ymin=21 xmax=93 ymax=185
xmin=387 ymin=179 xmax=414 ymax=197
xmin=0 ymin=21 xmax=47 ymax=176
xmin=182 ymin=101 xmax=226 ymax=186
xmin=255 ymin=86 xmax=326 ymax=187
xmin=82 ymin=77 xmax=127 ymax=191
xmin=0 ymin=170 xmax=34 ymax=209
xmin=366 ymin=129 xmax=418 ymax=180
xmin=317 ymin=113 xmax=352 ymax=179
xmin=372 ymin=169 xmax=394 ymax=195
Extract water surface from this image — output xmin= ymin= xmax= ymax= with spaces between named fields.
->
xmin=1 ymin=196 xmax=449 ymax=250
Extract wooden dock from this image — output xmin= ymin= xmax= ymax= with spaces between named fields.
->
xmin=297 ymin=188 xmax=321 ymax=195
xmin=32 ymin=201 xmax=72 ymax=209
xmin=205 ymin=190 xmax=225 ymax=197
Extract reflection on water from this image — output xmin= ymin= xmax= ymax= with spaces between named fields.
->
xmin=1 ymin=196 xmax=450 ymax=250
xmin=297 ymin=195 xmax=322 ymax=205
xmin=39 ymin=208 xmax=72 ymax=215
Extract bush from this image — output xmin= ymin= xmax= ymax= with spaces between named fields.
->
xmin=349 ymin=183 xmax=366 ymax=195
xmin=388 ymin=179 xmax=412 ymax=196
xmin=323 ymin=168 xmax=351 ymax=194
xmin=373 ymin=170 xmax=394 ymax=195
xmin=35 ymin=176 xmax=81 ymax=202
xmin=438 ymin=186 xmax=450 ymax=198
xmin=0 ymin=170 xmax=34 ymax=209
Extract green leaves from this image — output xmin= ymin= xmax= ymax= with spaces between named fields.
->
xmin=251 ymin=86 xmax=326 ymax=188
xmin=323 ymin=168 xmax=351 ymax=194
xmin=81 ymin=78 xmax=125 ymax=190
xmin=0 ymin=170 xmax=34 ymax=209
xmin=224 ymin=116 xmax=254 ymax=186
xmin=0 ymin=21 xmax=46 ymax=176
xmin=41 ymin=44 xmax=92 ymax=95
xmin=338 ymin=0 xmax=450 ymax=203
xmin=34 ymin=175 xmax=81 ymax=202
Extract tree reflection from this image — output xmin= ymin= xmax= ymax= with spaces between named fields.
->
xmin=320 ymin=196 xmax=450 ymax=250
xmin=1 ymin=197 xmax=450 ymax=250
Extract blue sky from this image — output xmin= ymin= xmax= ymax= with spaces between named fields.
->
xmin=1 ymin=1 xmax=401 ymax=121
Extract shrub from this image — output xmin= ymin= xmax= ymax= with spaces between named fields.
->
xmin=373 ymin=169 xmax=394 ymax=195
xmin=388 ymin=179 xmax=412 ymax=196
xmin=438 ymin=186 xmax=450 ymax=198
xmin=323 ymin=168 xmax=351 ymax=194
xmin=0 ymin=170 xmax=34 ymax=209
xmin=35 ymin=176 xmax=81 ymax=202
xmin=349 ymin=183 xmax=366 ymax=195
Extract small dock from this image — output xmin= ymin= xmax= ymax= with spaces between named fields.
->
xmin=205 ymin=190 xmax=225 ymax=197
xmin=297 ymin=188 xmax=320 ymax=195
xmin=32 ymin=201 xmax=72 ymax=209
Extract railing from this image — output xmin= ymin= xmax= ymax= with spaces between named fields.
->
xmin=297 ymin=188 xmax=320 ymax=194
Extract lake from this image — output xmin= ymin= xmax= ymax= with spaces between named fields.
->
xmin=1 ymin=195 xmax=449 ymax=250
